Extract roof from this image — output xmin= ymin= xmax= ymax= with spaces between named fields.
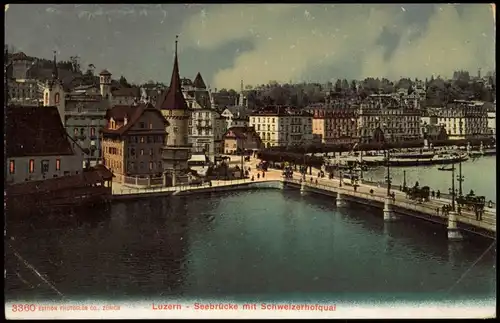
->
xmin=99 ymin=69 xmax=111 ymax=76
xmin=193 ymin=72 xmax=207 ymax=89
xmin=224 ymin=126 xmax=258 ymax=140
xmin=112 ymin=87 xmax=140 ymax=97
xmin=89 ymin=164 xmax=114 ymax=180
xmin=102 ymin=103 xmax=168 ymax=135
xmin=11 ymin=52 xmax=35 ymax=61
xmin=6 ymin=106 xmax=75 ymax=158
xmin=6 ymin=168 xmax=113 ymax=196
xmin=156 ymin=44 xmax=190 ymax=111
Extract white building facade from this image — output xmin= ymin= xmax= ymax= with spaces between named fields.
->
xmin=249 ymin=107 xmax=313 ymax=148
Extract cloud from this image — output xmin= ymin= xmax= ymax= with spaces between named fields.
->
xmin=361 ymin=4 xmax=496 ymax=80
xmin=181 ymin=4 xmax=495 ymax=89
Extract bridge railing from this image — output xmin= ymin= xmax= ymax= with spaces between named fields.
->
xmin=285 ymin=178 xmax=496 ymax=229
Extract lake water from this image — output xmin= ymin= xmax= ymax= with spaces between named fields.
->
xmin=5 ymin=188 xmax=496 ymax=305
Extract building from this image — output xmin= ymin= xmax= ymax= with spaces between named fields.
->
xmin=101 ymin=103 xmax=168 ymax=184
xmin=220 ymin=106 xmax=250 ymax=128
xmin=357 ymin=97 xmax=421 ymax=143
xmin=487 ymin=101 xmax=495 ymax=137
xmin=42 ymin=53 xmax=66 ymax=124
xmin=429 ymin=100 xmax=489 ymax=140
xmin=157 ymin=37 xmax=192 ymax=186
xmin=249 ymin=106 xmax=313 ymax=148
xmin=308 ymin=104 xmax=358 ymax=145
xmin=7 ymin=78 xmax=44 ymax=106
xmin=65 ymin=97 xmax=110 ymax=166
xmin=223 ymin=126 xmax=263 ymax=154
xmin=42 ymin=55 xmax=109 ymax=167
xmin=6 ymin=106 xmax=84 ymax=185
xmin=98 ymin=69 xmax=140 ymax=105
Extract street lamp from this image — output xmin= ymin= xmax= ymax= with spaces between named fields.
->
xmin=385 ymin=146 xmax=391 ymax=197
xmin=403 ymin=170 xmax=407 ymax=191
xmin=449 ymin=163 xmax=456 ymax=211
xmin=456 ymin=158 xmax=464 ymax=197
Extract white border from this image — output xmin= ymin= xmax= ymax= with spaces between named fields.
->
xmin=5 ymin=300 xmax=497 ymax=319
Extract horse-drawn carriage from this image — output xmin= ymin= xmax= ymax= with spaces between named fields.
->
xmin=406 ymin=185 xmax=430 ymax=202
xmin=456 ymin=193 xmax=486 ymax=212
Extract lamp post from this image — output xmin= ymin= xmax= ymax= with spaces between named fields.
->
xmin=403 ymin=170 xmax=407 ymax=191
xmin=449 ymin=163 xmax=456 ymax=211
xmin=456 ymin=158 xmax=464 ymax=197
xmin=385 ymin=147 xmax=391 ymax=197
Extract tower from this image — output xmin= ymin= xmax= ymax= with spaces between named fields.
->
xmin=238 ymin=79 xmax=247 ymax=107
xmin=99 ymin=69 xmax=112 ymax=99
xmin=157 ymin=35 xmax=192 ymax=187
xmin=43 ymin=51 xmax=65 ymax=124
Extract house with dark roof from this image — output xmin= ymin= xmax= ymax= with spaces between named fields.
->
xmin=101 ymin=103 xmax=169 ymax=184
xmin=6 ymin=106 xmax=85 ymax=184
xmin=221 ymin=105 xmax=250 ymax=128
xmin=223 ymin=126 xmax=263 ymax=154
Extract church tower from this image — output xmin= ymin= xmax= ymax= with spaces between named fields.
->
xmin=43 ymin=51 xmax=65 ymax=125
xmin=238 ymin=79 xmax=247 ymax=107
xmin=99 ymin=69 xmax=112 ymax=99
xmin=157 ymin=35 xmax=192 ymax=187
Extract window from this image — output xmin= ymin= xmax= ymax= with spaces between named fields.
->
xmin=149 ymin=162 xmax=153 ymax=170
xmin=140 ymin=136 xmax=145 ymax=143
xmin=140 ymin=162 xmax=144 ymax=170
xmin=90 ymin=127 xmax=96 ymax=137
xmin=29 ymin=159 xmax=35 ymax=173
xmin=149 ymin=123 xmax=153 ymax=129
xmin=140 ymin=149 xmax=144 ymax=156
xmin=158 ymin=161 xmax=162 ymax=170
xmin=140 ymin=122 xmax=145 ymax=128
xmin=55 ymin=93 xmax=60 ymax=104
xmin=174 ymin=127 xmax=179 ymax=133
xmin=56 ymin=159 xmax=61 ymax=170
xmin=9 ymin=160 xmax=15 ymax=174
xmin=73 ymin=128 xmax=78 ymax=137
xmin=149 ymin=148 xmax=154 ymax=156
xmin=130 ymin=148 xmax=136 ymax=156
xmin=41 ymin=160 xmax=49 ymax=173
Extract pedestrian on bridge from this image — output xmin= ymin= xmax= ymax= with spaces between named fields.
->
xmin=262 ymin=172 xmax=265 ymax=178
xmin=436 ymin=190 xmax=441 ymax=199
xmin=257 ymin=173 xmax=260 ymax=179
xmin=431 ymin=190 xmax=435 ymax=199
xmin=436 ymin=207 xmax=440 ymax=216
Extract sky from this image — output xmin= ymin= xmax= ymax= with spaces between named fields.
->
xmin=5 ymin=4 xmax=496 ymax=90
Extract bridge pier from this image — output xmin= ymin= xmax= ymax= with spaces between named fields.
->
xmin=336 ymin=193 xmax=347 ymax=207
xmin=300 ymin=181 xmax=307 ymax=195
xmin=447 ymin=211 xmax=463 ymax=241
xmin=383 ymin=197 xmax=398 ymax=221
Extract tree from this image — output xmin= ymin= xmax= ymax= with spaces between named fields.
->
xmin=341 ymin=79 xmax=349 ymax=91
xmin=69 ymin=56 xmax=81 ymax=73
xmin=334 ymin=79 xmax=342 ymax=93
xmin=350 ymin=80 xmax=357 ymax=93
xmin=228 ymin=89 xmax=238 ymax=97
xmin=119 ymin=76 xmax=131 ymax=88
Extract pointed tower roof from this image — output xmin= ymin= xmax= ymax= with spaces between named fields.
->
xmin=51 ymin=51 xmax=58 ymax=80
xmin=193 ymin=72 xmax=207 ymax=89
xmin=157 ymin=35 xmax=189 ymax=111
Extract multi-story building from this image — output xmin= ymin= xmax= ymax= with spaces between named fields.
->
xmin=65 ymin=97 xmax=110 ymax=166
xmin=308 ymin=104 xmax=358 ymax=145
xmin=249 ymin=106 xmax=313 ymax=148
xmin=157 ymin=38 xmax=192 ymax=186
xmin=6 ymin=106 xmax=84 ymax=184
xmin=7 ymin=78 xmax=44 ymax=106
xmin=429 ymin=100 xmax=489 ymax=140
xmin=101 ymin=103 xmax=168 ymax=183
xmin=487 ymin=101 xmax=495 ymax=136
xmin=357 ymin=97 xmax=421 ymax=143
xmin=180 ymin=72 xmax=226 ymax=160
xmin=223 ymin=126 xmax=263 ymax=154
